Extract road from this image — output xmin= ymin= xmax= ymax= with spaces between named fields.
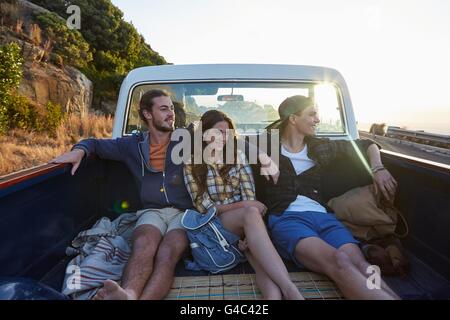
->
xmin=359 ymin=131 xmax=450 ymax=166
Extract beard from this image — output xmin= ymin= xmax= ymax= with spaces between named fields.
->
xmin=153 ymin=118 xmax=174 ymax=132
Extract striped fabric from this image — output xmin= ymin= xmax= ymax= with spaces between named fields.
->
xmin=62 ymin=213 xmax=138 ymax=300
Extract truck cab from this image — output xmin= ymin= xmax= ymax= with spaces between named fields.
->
xmin=0 ymin=64 xmax=449 ymax=299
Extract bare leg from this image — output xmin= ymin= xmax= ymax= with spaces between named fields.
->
xmin=244 ymin=250 xmax=283 ymax=300
xmin=139 ymin=229 xmax=188 ymax=300
xmin=338 ymin=243 xmax=400 ymax=299
xmin=220 ymin=206 xmax=303 ymax=300
xmin=294 ymin=237 xmax=395 ymax=300
xmin=93 ymin=224 xmax=162 ymax=300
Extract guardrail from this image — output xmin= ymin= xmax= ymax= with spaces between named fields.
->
xmin=385 ymin=126 xmax=450 ymax=149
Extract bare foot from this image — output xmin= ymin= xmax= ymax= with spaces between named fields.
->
xmin=92 ymin=280 xmax=137 ymax=300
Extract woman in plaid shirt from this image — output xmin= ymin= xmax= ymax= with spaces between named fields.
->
xmin=184 ymin=110 xmax=303 ymax=300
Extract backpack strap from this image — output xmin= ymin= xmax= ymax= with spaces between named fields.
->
xmin=209 ymin=221 xmax=230 ymax=252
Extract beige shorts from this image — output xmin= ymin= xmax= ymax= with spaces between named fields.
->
xmin=135 ymin=207 xmax=185 ymax=236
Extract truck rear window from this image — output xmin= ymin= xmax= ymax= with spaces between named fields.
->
xmin=124 ymin=81 xmax=346 ymax=135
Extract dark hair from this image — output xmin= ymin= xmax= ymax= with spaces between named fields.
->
xmin=278 ymin=118 xmax=289 ymax=136
xmin=190 ymin=110 xmax=238 ymax=196
xmin=138 ymin=89 xmax=170 ymax=122
xmin=278 ymin=95 xmax=313 ymax=135
xmin=173 ymin=101 xmax=186 ymax=128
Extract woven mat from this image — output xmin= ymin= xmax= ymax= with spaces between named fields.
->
xmin=165 ymin=272 xmax=343 ymax=300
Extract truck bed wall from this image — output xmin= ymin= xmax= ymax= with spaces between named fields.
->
xmin=0 ymin=151 xmax=449 ymax=282
xmin=0 ymin=158 xmax=141 ymax=280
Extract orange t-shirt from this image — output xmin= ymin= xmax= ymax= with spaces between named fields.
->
xmin=149 ymin=140 xmax=169 ymax=172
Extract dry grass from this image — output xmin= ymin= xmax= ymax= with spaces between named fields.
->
xmin=0 ymin=113 xmax=113 ymax=177
xmin=29 ymin=23 xmax=42 ymax=46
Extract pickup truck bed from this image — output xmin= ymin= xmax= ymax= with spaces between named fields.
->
xmin=36 ymin=244 xmax=449 ymax=300
xmin=1 ymin=146 xmax=449 ymax=299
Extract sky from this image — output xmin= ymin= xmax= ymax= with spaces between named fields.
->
xmin=111 ymin=0 xmax=450 ymax=133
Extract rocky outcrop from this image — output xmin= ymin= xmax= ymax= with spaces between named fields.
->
xmin=18 ymin=61 xmax=92 ymax=114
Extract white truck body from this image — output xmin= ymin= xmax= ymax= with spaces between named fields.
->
xmin=112 ymin=64 xmax=359 ymax=139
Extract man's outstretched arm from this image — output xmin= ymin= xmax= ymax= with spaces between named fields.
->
xmin=50 ymin=137 xmax=129 ymax=175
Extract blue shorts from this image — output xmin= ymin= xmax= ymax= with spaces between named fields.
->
xmin=268 ymin=211 xmax=359 ymax=268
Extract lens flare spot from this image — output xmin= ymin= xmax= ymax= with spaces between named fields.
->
xmin=121 ymin=201 xmax=129 ymax=210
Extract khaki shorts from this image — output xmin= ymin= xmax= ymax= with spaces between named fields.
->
xmin=135 ymin=207 xmax=185 ymax=236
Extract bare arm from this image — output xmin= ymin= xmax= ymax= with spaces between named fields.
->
xmin=216 ymin=200 xmax=267 ymax=216
xmin=216 ymin=202 xmax=248 ymax=214
xmin=49 ymin=148 xmax=85 ymax=176
xmin=50 ymin=136 xmax=130 ymax=176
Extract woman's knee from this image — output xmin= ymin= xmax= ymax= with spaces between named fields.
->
xmin=243 ymin=206 xmax=263 ymax=224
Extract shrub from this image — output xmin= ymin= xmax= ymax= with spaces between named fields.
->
xmin=4 ymin=94 xmax=35 ymax=131
xmin=0 ymin=42 xmax=64 ymax=136
xmin=0 ymin=42 xmax=23 ymax=93
xmin=0 ymin=42 xmax=23 ymax=134
xmin=50 ymin=53 xmax=63 ymax=67
xmin=42 ymin=101 xmax=63 ymax=135
xmin=34 ymin=12 xmax=92 ymax=69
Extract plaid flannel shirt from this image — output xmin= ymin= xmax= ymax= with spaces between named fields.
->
xmin=184 ymin=151 xmax=256 ymax=213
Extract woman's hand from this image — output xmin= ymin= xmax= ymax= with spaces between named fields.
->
xmin=238 ymin=238 xmax=249 ymax=252
xmin=216 ymin=200 xmax=267 ymax=216
xmin=259 ymin=153 xmax=280 ymax=185
xmin=373 ymin=168 xmax=398 ymax=203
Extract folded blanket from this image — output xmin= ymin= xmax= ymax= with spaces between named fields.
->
xmin=62 ymin=213 xmax=138 ymax=300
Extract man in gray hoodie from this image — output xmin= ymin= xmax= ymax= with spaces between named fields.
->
xmin=51 ymin=89 xmax=193 ymax=300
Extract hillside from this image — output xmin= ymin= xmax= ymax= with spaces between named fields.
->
xmin=28 ymin=0 xmax=167 ymax=113
xmin=0 ymin=0 xmax=168 ymax=176
xmin=1 ymin=0 xmax=167 ymax=113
